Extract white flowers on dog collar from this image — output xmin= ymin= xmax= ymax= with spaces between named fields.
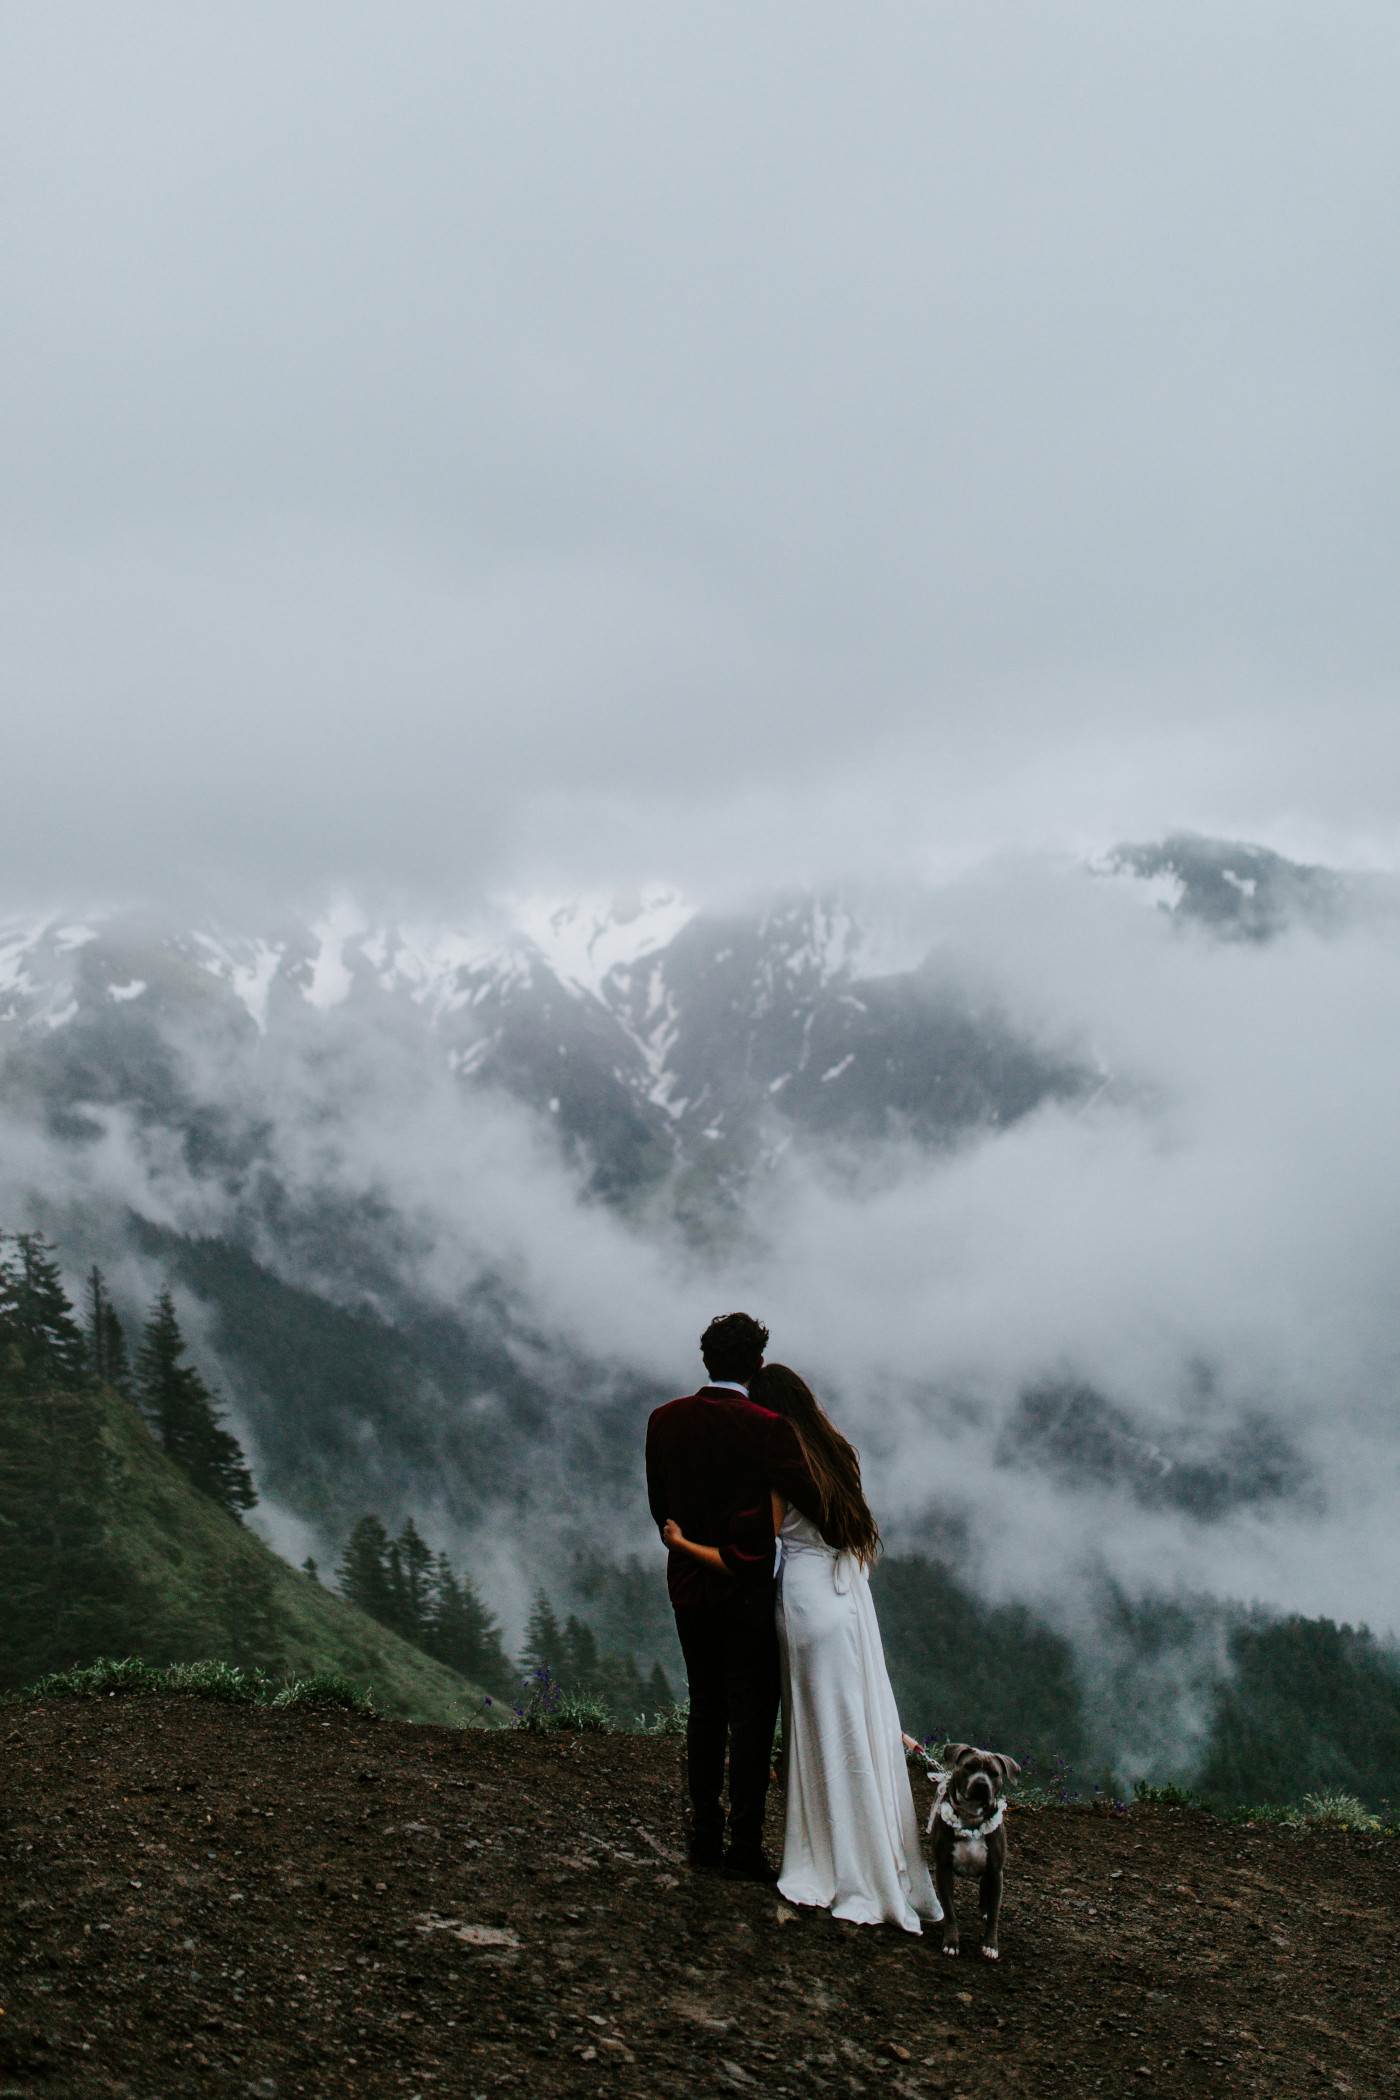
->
xmin=938 ymin=1795 xmax=1004 ymax=1838
xmin=922 ymin=1767 xmax=1006 ymax=1839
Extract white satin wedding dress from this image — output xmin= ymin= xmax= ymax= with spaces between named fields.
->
xmin=774 ymin=1508 xmax=942 ymax=1933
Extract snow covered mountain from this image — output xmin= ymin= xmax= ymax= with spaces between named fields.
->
xmin=0 ymin=833 xmax=1389 ymax=1649
xmin=0 ymin=884 xmax=1090 ymax=1209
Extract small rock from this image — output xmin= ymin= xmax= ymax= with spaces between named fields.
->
xmin=955 ymin=1991 xmax=973 ymax=2005
xmin=247 ymin=2081 xmax=277 ymax=2099
xmin=720 ymin=2063 xmax=755 ymax=2087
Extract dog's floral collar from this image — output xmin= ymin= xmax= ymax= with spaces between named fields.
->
xmin=938 ymin=1795 xmax=1004 ymax=1839
xmin=923 ymin=1768 xmax=1006 ymax=1840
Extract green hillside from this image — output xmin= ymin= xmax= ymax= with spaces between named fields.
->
xmin=0 ymin=1376 xmax=499 ymax=1725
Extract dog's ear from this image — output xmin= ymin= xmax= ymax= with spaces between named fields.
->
xmin=989 ymin=1754 xmax=1021 ymax=1788
xmin=944 ymin=1743 xmax=977 ymax=1767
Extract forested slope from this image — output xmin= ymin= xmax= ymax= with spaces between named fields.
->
xmin=0 ymin=1374 xmax=496 ymax=1724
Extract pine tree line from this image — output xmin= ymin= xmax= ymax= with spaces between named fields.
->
xmin=336 ymin=1515 xmax=515 ymax=1696
xmin=334 ymin=1521 xmax=676 ymax=1719
xmin=520 ymin=1588 xmax=674 ymax=1720
xmin=0 ymin=1231 xmax=256 ymax=1519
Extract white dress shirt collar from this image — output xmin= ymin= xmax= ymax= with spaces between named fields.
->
xmin=705 ymin=1379 xmax=750 ymax=1396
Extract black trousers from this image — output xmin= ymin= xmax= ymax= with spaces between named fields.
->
xmin=673 ymin=1582 xmax=780 ymax=1860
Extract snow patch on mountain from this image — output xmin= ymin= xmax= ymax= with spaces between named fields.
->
xmin=53 ymin=923 xmax=100 ymax=953
xmin=194 ymin=933 xmax=286 ymax=1033
xmin=509 ymin=887 xmax=695 ymax=1000
xmin=758 ymin=899 xmax=860 ymax=986
xmin=304 ymin=903 xmax=365 ymax=1010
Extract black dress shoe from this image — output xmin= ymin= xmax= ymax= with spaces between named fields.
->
xmin=722 ymin=1851 xmax=780 ymax=1883
xmin=688 ymin=1840 xmax=725 ymax=1871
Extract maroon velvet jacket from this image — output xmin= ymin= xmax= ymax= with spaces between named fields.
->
xmin=646 ymin=1385 xmax=819 ymax=1609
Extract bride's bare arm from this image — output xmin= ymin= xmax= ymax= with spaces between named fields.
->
xmin=662 ymin=1517 xmax=725 ymax=1571
xmin=771 ymin=1489 xmax=787 ymax=1533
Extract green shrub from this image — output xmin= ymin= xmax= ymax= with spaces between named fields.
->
xmin=1133 ymin=1779 xmax=1209 ymax=1808
xmin=272 ymin=1673 xmax=375 ymax=1714
xmin=163 ymin=1660 xmax=266 ymax=1702
xmin=1301 ymin=1788 xmax=1381 ymax=1832
xmin=20 ymin=1656 xmax=269 ymax=1703
xmin=8 ymin=1655 xmax=365 ymax=1711
xmin=649 ymin=1700 xmax=689 ymax=1736
xmin=518 ymin=1688 xmax=613 ymax=1735
xmin=16 ymin=1656 xmax=168 ymax=1701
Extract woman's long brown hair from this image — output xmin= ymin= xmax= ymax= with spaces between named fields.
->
xmin=749 ymin=1363 xmax=881 ymax=1566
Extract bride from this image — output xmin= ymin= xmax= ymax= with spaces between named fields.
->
xmin=664 ymin=1362 xmax=940 ymax=1934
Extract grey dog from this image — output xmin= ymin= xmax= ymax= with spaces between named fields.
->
xmin=925 ymin=1743 xmax=1021 ymax=1960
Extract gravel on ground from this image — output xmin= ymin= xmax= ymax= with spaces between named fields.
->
xmin=2 ymin=1698 xmax=1397 ymax=2097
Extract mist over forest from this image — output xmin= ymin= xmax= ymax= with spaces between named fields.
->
xmin=4 ymin=835 xmax=1399 ymax=1782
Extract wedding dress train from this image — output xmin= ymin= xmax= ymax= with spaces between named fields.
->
xmin=775 ymin=1508 xmax=942 ymax=1933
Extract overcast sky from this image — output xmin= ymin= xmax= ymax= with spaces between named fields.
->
xmin=4 ymin=2 xmax=1399 ymax=911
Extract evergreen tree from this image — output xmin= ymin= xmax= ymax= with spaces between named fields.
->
xmin=135 ymin=1287 xmax=256 ymax=1518
xmin=388 ymin=1517 xmax=434 ymax=1644
xmin=0 ymin=1232 xmax=88 ymax=1392
xmin=337 ymin=1515 xmax=394 ymax=1621
xmin=0 ymin=1382 xmax=147 ymax=1690
xmin=592 ymin=1648 xmax=646 ymax=1718
xmin=564 ymin=1613 xmax=600 ymax=1687
xmin=520 ymin=1589 xmax=569 ymax=1680
xmin=425 ymin=1554 xmax=514 ymax=1694
xmin=84 ymin=1266 xmax=133 ymax=1394
xmin=224 ymin=1550 xmax=284 ymax=1677
xmin=337 ymin=1516 xmax=516 ymax=1693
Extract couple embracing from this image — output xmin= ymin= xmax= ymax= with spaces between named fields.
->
xmin=646 ymin=1312 xmax=941 ymax=1934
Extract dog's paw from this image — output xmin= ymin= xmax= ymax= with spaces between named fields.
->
xmin=941 ymin=1943 xmax=959 ymax=1957
xmin=980 ymin=1946 xmax=1000 ymax=1962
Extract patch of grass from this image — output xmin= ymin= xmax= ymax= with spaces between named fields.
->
xmin=647 ymin=1700 xmax=689 ymax=1736
xmin=1300 ymin=1788 xmax=1382 ymax=1832
xmin=1012 ymin=1750 xmax=1087 ymax=1808
xmin=7 ymin=1656 xmax=377 ymax=1712
xmin=12 ymin=1656 xmax=268 ymax=1704
xmin=14 ymin=1656 xmax=168 ymax=1701
xmin=511 ymin=1665 xmax=615 ymax=1735
xmin=163 ymin=1659 xmax=268 ymax=1702
xmin=517 ymin=1688 xmax=615 ymax=1736
xmin=1131 ymin=1779 xmax=1397 ymax=1834
xmin=1134 ymin=1779 xmax=1210 ymax=1809
xmin=271 ymin=1672 xmax=376 ymax=1715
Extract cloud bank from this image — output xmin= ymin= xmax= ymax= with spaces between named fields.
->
xmin=4 ymin=4 xmax=1400 ymax=907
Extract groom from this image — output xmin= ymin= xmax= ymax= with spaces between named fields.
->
xmin=645 ymin=1312 xmax=816 ymax=1880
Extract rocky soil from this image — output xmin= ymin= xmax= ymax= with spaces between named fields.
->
xmin=2 ymin=1698 xmax=1397 ymax=2098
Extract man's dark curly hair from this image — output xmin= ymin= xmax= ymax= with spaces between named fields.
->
xmin=700 ymin=1311 xmax=770 ymax=1384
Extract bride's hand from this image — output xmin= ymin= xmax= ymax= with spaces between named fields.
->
xmin=662 ymin=1518 xmax=686 ymax=1550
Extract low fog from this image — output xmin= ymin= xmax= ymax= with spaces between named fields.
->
xmin=5 ymin=860 xmax=1398 ymax=1679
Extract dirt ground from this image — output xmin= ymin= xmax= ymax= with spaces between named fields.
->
xmin=2 ymin=1698 xmax=1397 ymax=2099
